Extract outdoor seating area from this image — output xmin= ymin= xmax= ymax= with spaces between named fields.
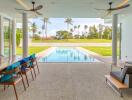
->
xmin=1 ymin=63 xmax=132 ymax=100
xmin=0 ymin=54 xmax=39 ymax=100
xmin=0 ymin=0 xmax=132 ymax=100
xmin=105 ymin=63 xmax=132 ymax=97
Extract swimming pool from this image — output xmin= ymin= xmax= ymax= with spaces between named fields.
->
xmin=39 ymin=47 xmax=100 ymax=63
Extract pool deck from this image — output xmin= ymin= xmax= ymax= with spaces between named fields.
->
xmin=0 ymin=62 xmax=132 ymax=100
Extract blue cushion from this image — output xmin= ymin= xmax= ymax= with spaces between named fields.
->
xmin=0 ymin=75 xmax=12 ymax=82
xmin=0 ymin=62 xmax=20 ymax=82
xmin=6 ymin=62 xmax=20 ymax=70
xmin=19 ymin=57 xmax=30 ymax=71
xmin=29 ymin=54 xmax=36 ymax=59
xmin=19 ymin=57 xmax=29 ymax=64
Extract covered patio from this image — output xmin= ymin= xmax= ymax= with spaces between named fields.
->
xmin=0 ymin=0 xmax=132 ymax=100
xmin=0 ymin=63 xmax=132 ymax=100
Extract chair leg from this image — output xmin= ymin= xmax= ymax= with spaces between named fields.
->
xmin=36 ymin=61 xmax=40 ymax=73
xmin=13 ymin=84 xmax=19 ymax=100
xmin=24 ymin=73 xmax=29 ymax=87
xmin=20 ymin=73 xmax=26 ymax=90
xmin=4 ymin=85 xmax=6 ymax=91
xmin=32 ymin=66 xmax=37 ymax=78
xmin=30 ymin=69 xmax=34 ymax=80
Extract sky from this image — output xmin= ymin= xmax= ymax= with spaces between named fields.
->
xmin=17 ymin=18 xmax=110 ymax=37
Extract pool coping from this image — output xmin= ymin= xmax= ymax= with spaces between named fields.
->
xmin=37 ymin=47 xmax=56 ymax=60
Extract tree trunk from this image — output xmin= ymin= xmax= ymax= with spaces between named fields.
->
xmin=45 ymin=22 xmax=48 ymax=39
xmin=78 ymin=28 xmax=79 ymax=39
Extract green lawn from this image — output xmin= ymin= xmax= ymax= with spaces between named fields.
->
xmin=16 ymin=46 xmax=50 ymax=55
xmin=32 ymin=39 xmax=112 ymax=43
xmin=82 ymin=46 xmax=119 ymax=56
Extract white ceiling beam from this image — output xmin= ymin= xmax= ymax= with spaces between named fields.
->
xmin=16 ymin=0 xmax=29 ymax=9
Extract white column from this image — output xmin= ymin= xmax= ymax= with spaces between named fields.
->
xmin=0 ymin=16 xmax=4 ymax=56
xmin=12 ymin=19 xmax=16 ymax=57
xmin=112 ymin=14 xmax=118 ymax=65
xmin=22 ymin=13 xmax=28 ymax=58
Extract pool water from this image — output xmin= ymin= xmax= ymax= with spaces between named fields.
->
xmin=39 ymin=47 xmax=100 ymax=63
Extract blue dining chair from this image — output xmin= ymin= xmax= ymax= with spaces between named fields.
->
xmin=29 ymin=54 xmax=40 ymax=76
xmin=0 ymin=61 xmax=26 ymax=100
xmin=19 ymin=57 xmax=34 ymax=87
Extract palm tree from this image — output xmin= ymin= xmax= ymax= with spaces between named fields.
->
xmin=30 ymin=22 xmax=37 ymax=38
xmin=84 ymin=25 xmax=88 ymax=38
xmin=98 ymin=24 xmax=103 ymax=39
xmin=64 ymin=18 xmax=73 ymax=32
xmin=77 ymin=25 xmax=80 ymax=39
xmin=42 ymin=17 xmax=50 ymax=39
xmin=73 ymin=25 xmax=77 ymax=37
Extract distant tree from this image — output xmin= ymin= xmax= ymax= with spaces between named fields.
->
xmin=74 ymin=34 xmax=80 ymax=39
xmin=56 ymin=30 xmax=69 ymax=39
xmin=42 ymin=17 xmax=50 ymax=39
xmin=42 ymin=24 xmax=45 ymax=39
xmin=30 ymin=22 xmax=37 ymax=38
xmin=38 ymin=31 xmax=41 ymax=35
xmin=103 ymin=26 xmax=112 ymax=39
xmin=88 ymin=26 xmax=92 ymax=38
xmin=64 ymin=18 xmax=73 ymax=32
xmin=88 ymin=25 xmax=98 ymax=39
xmin=70 ymin=28 xmax=74 ymax=34
xmin=77 ymin=25 xmax=80 ymax=39
xmin=84 ymin=25 xmax=88 ymax=38
xmin=98 ymin=24 xmax=104 ymax=39
xmin=73 ymin=25 xmax=77 ymax=37
xmin=33 ymin=34 xmax=41 ymax=40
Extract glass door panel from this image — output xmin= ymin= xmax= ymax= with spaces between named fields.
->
xmin=3 ymin=18 xmax=11 ymax=57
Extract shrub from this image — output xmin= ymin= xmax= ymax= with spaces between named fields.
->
xmin=16 ymin=28 xmax=22 ymax=47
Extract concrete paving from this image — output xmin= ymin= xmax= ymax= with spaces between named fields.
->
xmin=0 ymin=63 xmax=132 ymax=100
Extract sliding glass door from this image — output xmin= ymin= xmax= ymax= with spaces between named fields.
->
xmin=3 ymin=18 xmax=12 ymax=57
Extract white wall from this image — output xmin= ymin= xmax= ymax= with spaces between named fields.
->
xmin=121 ymin=14 xmax=132 ymax=61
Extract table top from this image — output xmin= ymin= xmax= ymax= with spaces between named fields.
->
xmin=0 ymin=56 xmax=22 ymax=71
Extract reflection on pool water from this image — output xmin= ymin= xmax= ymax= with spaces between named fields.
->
xmin=39 ymin=47 xmax=100 ymax=63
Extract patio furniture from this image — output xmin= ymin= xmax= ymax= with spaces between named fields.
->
xmin=19 ymin=57 xmax=34 ymax=87
xmin=0 ymin=62 xmax=26 ymax=100
xmin=29 ymin=54 xmax=40 ymax=78
xmin=105 ymin=65 xmax=132 ymax=97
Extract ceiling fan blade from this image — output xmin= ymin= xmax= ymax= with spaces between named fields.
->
xmin=110 ymin=4 xmax=130 ymax=11
xmin=94 ymin=8 xmax=107 ymax=11
xmin=15 ymin=8 xmax=30 ymax=11
xmin=34 ymin=5 xmax=43 ymax=11
xmin=117 ymin=0 xmax=129 ymax=7
xmin=101 ymin=11 xmax=111 ymax=19
xmin=36 ymin=11 xmax=43 ymax=15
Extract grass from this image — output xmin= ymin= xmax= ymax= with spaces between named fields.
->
xmin=82 ymin=46 xmax=119 ymax=56
xmin=16 ymin=46 xmax=50 ymax=55
xmin=32 ymin=39 xmax=112 ymax=43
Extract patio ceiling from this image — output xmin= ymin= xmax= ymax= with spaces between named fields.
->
xmin=0 ymin=0 xmax=132 ymax=19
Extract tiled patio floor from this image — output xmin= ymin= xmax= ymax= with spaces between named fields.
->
xmin=0 ymin=63 xmax=132 ymax=100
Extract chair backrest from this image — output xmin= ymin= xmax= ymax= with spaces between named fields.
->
xmin=6 ymin=62 xmax=20 ymax=70
xmin=19 ymin=57 xmax=30 ymax=65
xmin=19 ymin=57 xmax=31 ymax=71
xmin=0 ymin=62 xmax=20 ymax=82
xmin=29 ymin=54 xmax=36 ymax=60
xmin=120 ymin=66 xmax=132 ymax=83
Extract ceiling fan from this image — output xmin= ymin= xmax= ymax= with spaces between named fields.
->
xmin=15 ymin=1 xmax=43 ymax=15
xmin=95 ymin=1 xmax=130 ymax=18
